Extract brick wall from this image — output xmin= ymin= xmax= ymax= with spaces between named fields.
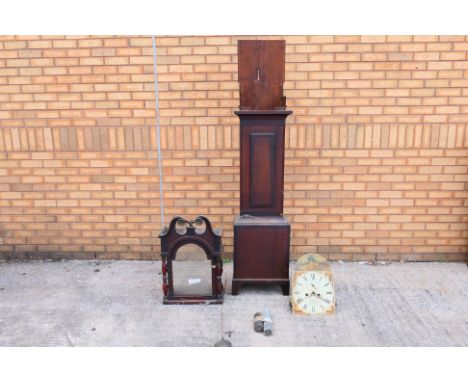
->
xmin=0 ymin=35 xmax=467 ymax=261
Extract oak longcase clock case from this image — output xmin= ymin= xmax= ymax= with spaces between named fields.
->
xmin=232 ymin=40 xmax=292 ymax=296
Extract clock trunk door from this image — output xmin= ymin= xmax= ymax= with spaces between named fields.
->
xmin=239 ymin=116 xmax=286 ymax=216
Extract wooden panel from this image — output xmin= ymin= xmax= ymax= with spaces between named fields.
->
xmin=249 ymin=132 xmax=275 ymax=208
xmin=238 ymin=111 xmax=291 ymax=215
xmin=238 ymin=40 xmax=286 ymax=110
xmin=232 ymin=216 xmax=290 ymax=295
xmin=234 ymin=225 xmax=289 ymax=279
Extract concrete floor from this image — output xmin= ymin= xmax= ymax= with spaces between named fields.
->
xmin=0 ymin=260 xmax=467 ymax=346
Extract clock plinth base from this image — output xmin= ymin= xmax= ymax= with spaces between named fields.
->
xmin=232 ymin=215 xmax=290 ymax=296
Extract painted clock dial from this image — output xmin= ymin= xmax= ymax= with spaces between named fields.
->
xmin=292 ymin=271 xmax=335 ymax=315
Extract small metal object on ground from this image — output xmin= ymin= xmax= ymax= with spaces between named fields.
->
xmin=253 ymin=307 xmax=273 ymax=336
xmin=253 ymin=312 xmax=264 ymax=333
xmin=263 ymin=307 xmax=273 ymax=336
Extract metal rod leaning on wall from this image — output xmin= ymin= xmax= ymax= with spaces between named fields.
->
xmin=152 ymin=35 xmax=165 ymax=228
